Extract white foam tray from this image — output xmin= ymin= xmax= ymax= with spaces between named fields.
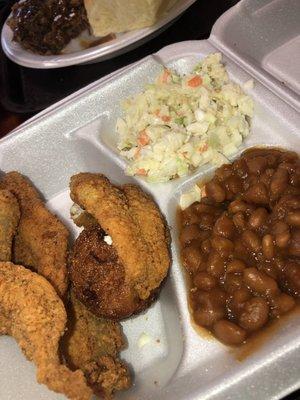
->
xmin=0 ymin=1 xmax=300 ymax=399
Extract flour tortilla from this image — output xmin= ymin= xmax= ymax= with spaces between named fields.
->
xmin=84 ymin=0 xmax=178 ymax=37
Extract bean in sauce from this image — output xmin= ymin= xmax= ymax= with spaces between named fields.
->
xmin=179 ymin=148 xmax=300 ymax=346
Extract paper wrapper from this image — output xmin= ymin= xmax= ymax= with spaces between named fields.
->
xmin=84 ymin=0 xmax=178 ymax=37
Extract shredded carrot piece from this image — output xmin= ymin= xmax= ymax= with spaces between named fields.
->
xmin=198 ymin=143 xmax=208 ymax=153
xmin=138 ymin=130 xmax=150 ymax=146
xmin=160 ymin=69 xmax=171 ymax=83
xmin=187 ymin=75 xmax=202 ymax=87
xmin=153 ymin=109 xmax=170 ymax=122
xmin=136 ymin=168 xmax=148 ymax=176
xmin=161 ymin=115 xmax=171 ymax=123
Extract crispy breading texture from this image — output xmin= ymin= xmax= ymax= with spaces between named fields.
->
xmin=69 ymin=226 xmax=158 ymax=319
xmin=63 ymin=293 xmax=131 ymax=399
xmin=0 ymin=189 xmax=20 ymax=262
xmin=123 ymin=184 xmax=171 ymax=292
xmin=0 ymin=172 xmax=69 ymax=297
xmin=70 ymin=173 xmax=155 ymax=300
xmin=0 ymin=262 xmax=92 ymax=400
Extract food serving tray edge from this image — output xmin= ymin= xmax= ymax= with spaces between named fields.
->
xmin=0 ymin=38 xmax=300 ymax=400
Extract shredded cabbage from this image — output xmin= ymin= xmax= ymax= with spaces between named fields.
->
xmin=116 ymin=53 xmax=254 ymax=183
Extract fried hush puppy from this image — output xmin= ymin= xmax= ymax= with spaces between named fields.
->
xmin=63 ymin=292 xmax=131 ymax=399
xmin=69 ymin=173 xmax=171 ymax=319
xmin=69 ymin=226 xmax=159 ymax=319
xmin=0 ymin=262 xmax=92 ymax=400
xmin=0 ymin=189 xmax=20 ymax=262
xmin=0 ymin=172 xmax=69 ymax=297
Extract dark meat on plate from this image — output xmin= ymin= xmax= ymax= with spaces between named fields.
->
xmin=7 ymin=0 xmax=89 ymax=55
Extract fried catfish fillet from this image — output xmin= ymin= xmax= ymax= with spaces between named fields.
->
xmin=70 ymin=173 xmax=170 ymax=310
xmin=70 ymin=173 xmax=152 ymax=299
xmin=0 ymin=172 xmax=69 ymax=297
xmin=0 ymin=262 xmax=92 ymax=400
xmin=0 ymin=189 xmax=20 ymax=262
xmin=123 ymin=184 xmax=171 ymax=290
xmin=63 ymin=293 xmax=131 ymax=399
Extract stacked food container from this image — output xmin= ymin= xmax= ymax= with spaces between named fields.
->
xmin=0 ymin=0 xmax=299 ymax=399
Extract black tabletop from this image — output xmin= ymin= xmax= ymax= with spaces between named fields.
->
xmin=0 ymin=1 xmax=299 ymax=399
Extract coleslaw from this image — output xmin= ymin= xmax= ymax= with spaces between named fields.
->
xmin=116 ymin=53 xmax=254 ymax=183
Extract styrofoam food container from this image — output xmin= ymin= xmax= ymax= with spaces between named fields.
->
xmin=1 ymin=0 xmax=197 ymax=69
xmin=0 ymin=0 xmax=300 ymax=399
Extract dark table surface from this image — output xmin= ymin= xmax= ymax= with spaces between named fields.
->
xmin=0 ymin=0 xmax=237 ymax=136
xmin=0 ymin=2 xmax=300 ymax=398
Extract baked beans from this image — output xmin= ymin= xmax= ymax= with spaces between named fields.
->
xmin=214 ymin=320 xmax=246 ymax=345
xmin=179 ymin=148 xmax=300 ymax=346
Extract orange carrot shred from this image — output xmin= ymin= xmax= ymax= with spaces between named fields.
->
xmin=161 ymin=115 xmax=171 ymax=122
xmin=136 ymin=168 xmax=148 ymax=176
xmin=138 ymin=130 xmax=150 ymax=146
xmin=198 ymin=143 xmax=208 ymax=153
xmin=161 ymin=69 xmax=171 ymax=83
xmin=187 ymin=75 xmax=202 ymax=87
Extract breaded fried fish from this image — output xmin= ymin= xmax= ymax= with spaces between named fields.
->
xmin=69 ymin=173 xmax=170 ymax=319
xmin=0 ymin=262 xmax=92 ymax=400
xmin=123 ymin=184 xmax=171 ymax=291
xmin=70 ymin=173 xmax=153 ymax=299
xmin=63 ymin=292 xmax=131 ymax=399
xmin=0 ymin=189 xmax=20 ymax=262
xmin=0 ymin=172 xmax=69 ymax=297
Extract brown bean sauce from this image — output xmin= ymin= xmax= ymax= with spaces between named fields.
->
xmin=178 ymin=148 xmax=300 ymax=346
xmin=234 ymin=302 xmax=300 ymax=360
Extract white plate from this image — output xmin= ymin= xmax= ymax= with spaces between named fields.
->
xmin=1 ymin=0 xmax=197 ymax=69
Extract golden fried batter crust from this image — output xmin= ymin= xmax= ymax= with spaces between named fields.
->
xmin=70 ymin=173 xmax=170 ymax=301
xmin=0 ymin=189 xmax=20 ymax=262
xmin=123 ymin=184 xmax=171 ymax=291
xmin=63 ymin=293 xmax=131 ymax=399
xmin=0 ymin=172 xmax=69 ymax=297
xmin=70 ymin=173 xmax=152 ymax=299
xmin=0 ymin=262 xmax=92 ymax=400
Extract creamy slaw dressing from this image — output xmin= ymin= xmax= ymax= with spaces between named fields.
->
xmin=116 ymin=53 xmax=254 ymax=183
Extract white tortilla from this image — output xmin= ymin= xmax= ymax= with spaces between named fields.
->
xmin=84 ymin=0 xmax=178 ymax=37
